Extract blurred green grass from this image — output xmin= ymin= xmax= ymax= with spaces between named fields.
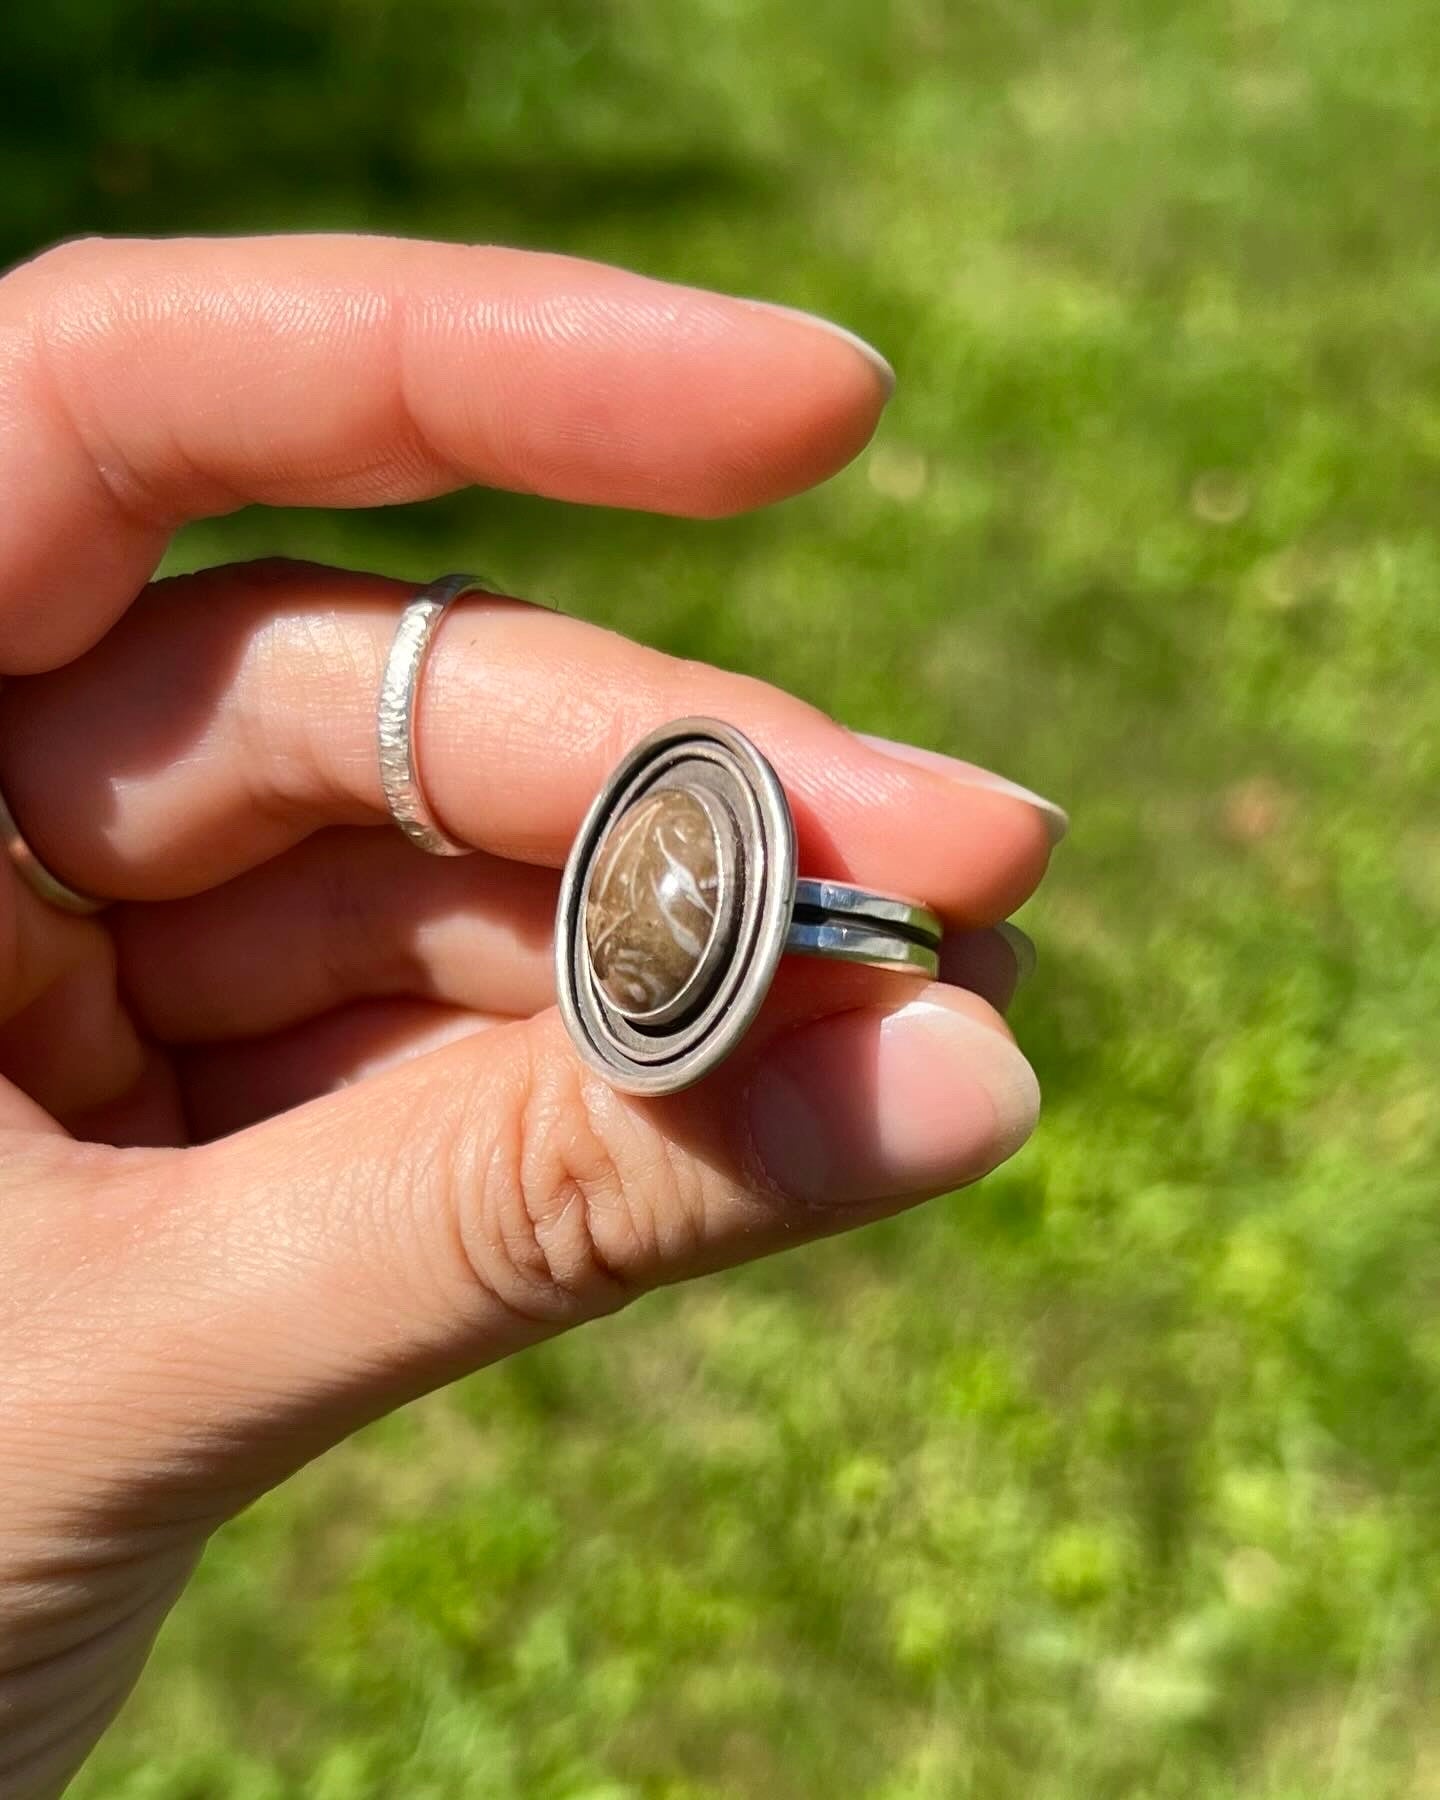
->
xmin=13 ymin=0 xmax=1440 ymax=1792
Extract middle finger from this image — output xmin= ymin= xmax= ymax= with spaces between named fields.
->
xmin=0 ymin=561 xmax=1061 ymax=913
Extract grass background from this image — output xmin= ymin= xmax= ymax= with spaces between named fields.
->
xmin=9 ymin=0 xmax=1440 ymax=1792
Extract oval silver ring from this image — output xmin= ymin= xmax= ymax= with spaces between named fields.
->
xmin=555 ymin=717 xmax=943 ymax=1095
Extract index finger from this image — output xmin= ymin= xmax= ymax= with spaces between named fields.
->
xmin=0 ymin=234 xmax=893 ymax=672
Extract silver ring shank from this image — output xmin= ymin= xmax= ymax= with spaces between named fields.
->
xmin=791 ymin=878 xmax=941 ymax=944
xmin=0 ymin=781 xmax=105 ymax=915
xmin=378 ymin=573 xmax=493 ymax=856
xmin=785 ymin=917 xmax=939 ymax=975
xmin=787 ymin=879 xmax=942 ymax=978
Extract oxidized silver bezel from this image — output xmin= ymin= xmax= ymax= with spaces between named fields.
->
xmin=556 ymin=718 xmax=796 ymax=1095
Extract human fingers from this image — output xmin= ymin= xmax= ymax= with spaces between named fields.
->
xmin=169 ymin=929 xmax=1034 ymax=1140
xmin=0 ymin=566 xmax=1063 ymax=913
xmin=940 ymin=921 xmax=1035 ymax=1014
xmin=12 ymin=983 xmax=1038 ymax=1531
xmin=0 ymin=233 xmax=891 ymax=673
xmin=2 ymin=977 xmax=1036 ymax=1790
xmin=0 ymin=869 xmax=144 ymax=1131
xmin=113 ymin=827 xmax=1036 ymax=1049
xmin=112 ymin=829 xmax=557 ymax=1043
xmin=174 ymin=999 xmax=504 ymax=1141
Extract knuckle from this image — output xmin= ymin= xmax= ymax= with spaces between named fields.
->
xmin=3 ymin=234 xmax=110 ymax=300
xmin=454 ymin=1040 xmax=693 ymax=1325
xmin=4 ymin=239 xmax=187 ymax=530
xmin=237 ymin=605 xmax=367 ymax=825
xmin=17 ymin=239 xmax=134 ymax=359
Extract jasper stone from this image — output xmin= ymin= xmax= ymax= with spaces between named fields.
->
xmin=585 ymin=787 xmax=723 ymax=1017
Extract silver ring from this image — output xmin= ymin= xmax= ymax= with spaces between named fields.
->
xmin=0 ymin=774 xmax=105 ymax=915
xmin=555 ymin=718 xmax=943 ymax=1094
xmin=378 ymin=573 xmax=494 ymax=856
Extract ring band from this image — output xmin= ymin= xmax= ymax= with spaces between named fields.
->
xmin=378 ymin=573 xmax=493 ymax=856
xmin=789 ymin=878 xmax=942 ymax=974
xmin=0 ymin=774 xmax=105 ymax=915
xmin=2 ymin=570 xmax=494 ymax=907
xmin=556 ymin=717 xmax=943 ymax=1094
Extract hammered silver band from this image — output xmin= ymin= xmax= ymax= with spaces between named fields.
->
xmin=0 ymin=773 xmax=105 ymax=914
xmin=378 ymin=573 xmax=492 ymax=856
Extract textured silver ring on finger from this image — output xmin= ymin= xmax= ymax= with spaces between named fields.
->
xmin=378 ymin=572 xmax=497 ymax=856
xmin=555 ymin=717 xmax=942 ymax=1095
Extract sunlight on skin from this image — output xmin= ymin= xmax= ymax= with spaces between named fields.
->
xmin=0 ymin=233 xmax=1057 ymax=1800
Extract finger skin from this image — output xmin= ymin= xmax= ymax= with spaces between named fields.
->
xmin=0 ymin=235 xmax=973 ymax=1800
xmin=0 ymin=869 xmax=130 ymax=1134
xmin=173 ymin=975 xmax=1026 ymax=1159
xmin=113 ymin=828 xmax=559 ymax=1043
xmin=0 ymin=565 xmax=1055 ymax=923
xmin=64 ymin=1051 xmax=185 ymax=1149
xmin=12 ymin=977 xmax=1030 ymax=1496
xmin=114 ymin=836 xmax=1030 ymax=1053
xmin=2 ymin=983 xmax=1036 ymax=1796
xmin=176 ymin=1000 xmax=505 ymax=1141
xmin=940 ymin=925 xmax=1023 ymax=1013
xmin=99 ymin=926 xmax=1024 ymax=1146
xmin=0 ymin=235 xmax=890 ymax=671
xmin=0 ymin=947 xmax=146 ymax=1122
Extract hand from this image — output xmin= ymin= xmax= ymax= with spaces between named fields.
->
xmin=0 ymin=235 xmax=1061 ymax=1797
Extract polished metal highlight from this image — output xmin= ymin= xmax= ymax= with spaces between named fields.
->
xmin=790 ymin=879 xmax=942 ymax=950
xmin=0 ymin=782 xmax=105 ymax=914
xmin=378 ymin=573 xmax=493 ymax=856
xmin=556 ymin=718 xmax=942 ymax=1095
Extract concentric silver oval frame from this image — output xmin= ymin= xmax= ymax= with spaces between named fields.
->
xmin=556 ymin=717 xmax=796 ymax=1095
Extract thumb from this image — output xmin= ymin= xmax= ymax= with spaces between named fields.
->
xmin=22 ymin=978 xmax=1039 ymax=1513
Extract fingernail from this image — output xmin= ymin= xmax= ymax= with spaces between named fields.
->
xmin=748 ymin=999 xmax=1040 ymax=1206
xmin=744 ymin=300 xmax=896 ymax=396
xmin=857 ymin=733 xmax=1069 ymax=845
xmin=995 ymin=921 xmax=1037 ymax=989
